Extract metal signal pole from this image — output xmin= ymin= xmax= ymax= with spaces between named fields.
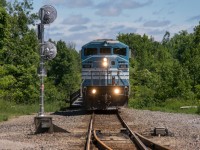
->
xmin=39 ymin=9 xmax=45 ymax=116
xmin=35 ymin=5 xmax=57 ymax=133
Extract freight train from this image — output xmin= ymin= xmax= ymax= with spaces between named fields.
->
xmin=81 ymin=39 xmax=130 ymax=109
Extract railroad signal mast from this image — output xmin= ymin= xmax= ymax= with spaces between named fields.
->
xmin=35 ymin=5 xmax=57 ymax=133
xmin=38 ymin=5 xmax=57 ymax=116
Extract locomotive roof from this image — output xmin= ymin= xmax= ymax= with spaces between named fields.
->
xmin=82 ymin=39 xmax=128 ymax=48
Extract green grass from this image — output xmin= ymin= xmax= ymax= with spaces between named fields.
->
xmin=129 ymin=98 xmax=200 ymax=114
xmin=0 ymin=99 xmax=68 ymax=122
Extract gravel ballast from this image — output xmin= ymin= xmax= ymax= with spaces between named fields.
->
xmin=121 ymin=108 xmax=200 ymax=150
xmin=0 ymin=108 xmax=199 ymax=150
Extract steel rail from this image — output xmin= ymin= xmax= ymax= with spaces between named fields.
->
xmin=135 ymin=132 xmax=171 ymax=150
xmin=85 ymin=113 xmax=94 ymax=150
xmin=116 ymin=110 xmax=148 ymax=150
xmin=117 ymin=110 xmax=171 ymax=150
xmin=93 ymin=129 xmax=113 ymax=150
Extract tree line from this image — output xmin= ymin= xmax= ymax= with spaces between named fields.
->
xmin=117 ymin=25 xmax=200 ymax=108
xmin=0 ymin=0 xmax=80 ymax=105
xmin=1 ymin=0 xmax=200 ymax=110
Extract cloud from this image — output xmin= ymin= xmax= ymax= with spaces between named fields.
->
xmin=187 ymin=15 xmax=200 ymax=22
xmin=143 ymin=20 xmax=170 ymax=27
xmin=111 ymin=25 xmax=137 ymax=33
xmin=168 ymin=11 xmax=174 ymax=15
xmin=111 ymin=25 xmax=126 ymax=30
xmin=134 ymin=17 xmax=143 ymax=22
xmin=119 ymin=0 xmax=153 ymax=9
xmin=63 ymin=31 xmax=98 ymax=50
xmin=92 ymin=24 xmax=106 ymax=29
xmin=69 ymin=25 xmax=87 ymax=31
xmin=153 ymin=9 xmax=163 ymax=15
xmin=62 ymin=14 xmax=90 ymax=25
xmin=95 ymin=0 xmax=153 ymax=17
xmin=45 ymin=0 xmax=93 ymax=8
xmin=95 ymin=5 xmax=122 ymax=16
xmin=147 ymin=29 xmax=165 ymax=35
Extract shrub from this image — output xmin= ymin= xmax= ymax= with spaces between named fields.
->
xmin=197 ymin=106 xmax=200 ymax=114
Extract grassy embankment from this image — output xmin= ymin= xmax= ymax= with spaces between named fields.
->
xmin=129 ymin=98 xmax=200 ymax=114
xmin=0 ymin=99 xmax=68 ymax=122
xmin=1 ymin=98 xmax=200 ymax=122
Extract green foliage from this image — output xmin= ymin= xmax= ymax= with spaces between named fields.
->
xmin=197 ymin=105 xmax=200 ymax=114
xmin=0 ymin=6 xmax=9 ymax=50
xmin=0 ymin=0 xmax=81 ymax=117
xmin=118 ymin=23 xmax=200 ymax=114
xmin=0 ymin=0 xmax=40 ymax=105
xmin=0 ymin=99 xmax=66 ymax=122
xmin=130 ymin=98 xmax=198 ymax=114
xmin=46 ymin=40 xmax=81 ymax=102
xmin=0 ymin=0 xmax=7 ymax=7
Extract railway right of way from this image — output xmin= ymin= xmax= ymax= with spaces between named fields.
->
xmin=85 ymin=109 xmax=171 ymax=150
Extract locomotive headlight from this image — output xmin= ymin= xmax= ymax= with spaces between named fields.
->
xmin=91 ymin=89 xmax=97 ymax=94
xmin=114 ymin=88 xmax=120 ymax=94
xmin=103 ymin=61 xmax=108 ymax=67
xmin=103 ymin=57 xmax=108 ymax=67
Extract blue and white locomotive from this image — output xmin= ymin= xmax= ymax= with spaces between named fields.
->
xmin=81 ymin=39 xmax=130 ymax=109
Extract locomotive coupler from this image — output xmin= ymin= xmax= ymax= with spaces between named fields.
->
xmin=104 ymin=93 xmax=111 ymax=105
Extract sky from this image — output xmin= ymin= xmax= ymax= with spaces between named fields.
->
xmin=11 ymin=0 xmax=200 ymax=50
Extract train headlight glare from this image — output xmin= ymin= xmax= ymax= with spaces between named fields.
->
xmin=114 ymin=88 xmax=120 ymax=94
xmin=103 ymin=61 xmax=108 ymax=67
xmin=103 ymin=57 xmax=107 ymax=62
xmin=91 ymin=89 xmax=96 ymax=94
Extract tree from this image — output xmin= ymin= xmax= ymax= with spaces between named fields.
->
xmin=0 ymin=0 xmax=39 ymax=104
xmin=0 ymin=0 xmax=6 ymax=7
xmin=46 ymin=40 xmax=81 ymax=102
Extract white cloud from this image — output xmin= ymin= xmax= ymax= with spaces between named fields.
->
xmin=95 ymin=0 xmax=153 ymax=17
xmin=45 ymin=0 xmax=93 ymax=8
xmin=62 ymin=14 xmax=90 ymax=25
xmin=96 ymin=6 xmax=121 ymax=17
xmin=144 ymin=20 xmax=171 ymax=27
xmin=187 ymin=15 xmax=200 ymax=22
xmin=69 ymin=25 xmax=87 ymax=32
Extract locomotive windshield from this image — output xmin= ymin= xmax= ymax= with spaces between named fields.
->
xmin=100 ymin=48 xmax=111 ymax=55
xmin=84 ymin=48 xmax=98 ymax=56
xmin=113 ymin=48 xmax=126 ymax=56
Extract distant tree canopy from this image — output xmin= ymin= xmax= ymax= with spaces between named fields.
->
xmin=0 ymin=0 xmax=81 ymax=104
xmin=117 ymin=23 xmax=200 ymax=107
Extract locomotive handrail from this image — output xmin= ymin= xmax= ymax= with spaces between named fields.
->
xmin=119 ymin=70 xmax=130 ymax=85
xmin=70 ymin=89 xmax=80 ymax=106
xmin=80 ymin=78 xmax=86 ymax=97
xmin=82 ymin=70 xmax=129 ymax=86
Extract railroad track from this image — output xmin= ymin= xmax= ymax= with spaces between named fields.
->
xmin=85 ymin=109 xmax=170 ymax=150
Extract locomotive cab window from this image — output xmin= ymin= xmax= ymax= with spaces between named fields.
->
xmin=100 ymin=48 xmax=111 ymax=55
xmin=84 ymin=48 xmax=98 ymax=56
xmin=113 ymin=48 xmax=126 ymax=56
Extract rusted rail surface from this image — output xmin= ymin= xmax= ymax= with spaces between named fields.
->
xmin=85 ymin=113 xmax=94 ymax=150
xmin=135 ymin=132 xmax=170 ymax=150
xmin=117 ymin=110 xmax=171 ymax=150
xmin=85 ymin=110 xmax=171 ymax=150
xmin=93 ymin=129 xmax=112 ymax=150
